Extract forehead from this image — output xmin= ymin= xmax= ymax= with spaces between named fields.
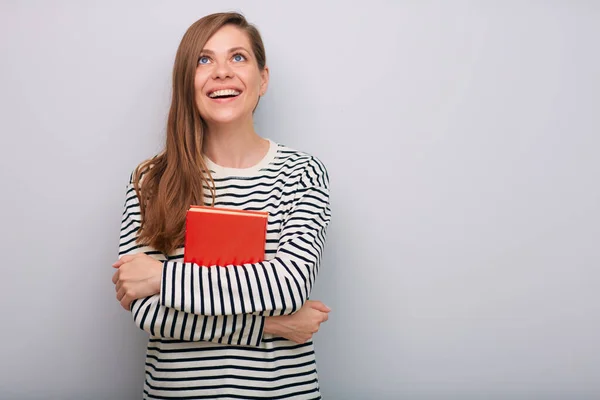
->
xmin=203 ymin=24 xmax=252 ymax=52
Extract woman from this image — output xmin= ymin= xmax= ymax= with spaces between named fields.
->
xmin=111 ymin=12 xmax=332 ymax=399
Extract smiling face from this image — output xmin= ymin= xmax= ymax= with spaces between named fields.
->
xmin=194 ymin=24 xmax=269 ymax=128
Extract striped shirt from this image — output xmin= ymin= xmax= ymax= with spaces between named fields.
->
xmin=118 ymin=139 xmax=331 ymax=399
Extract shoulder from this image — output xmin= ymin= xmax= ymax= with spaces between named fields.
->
xmin=272 ymin=142 xmax=330 ymax=190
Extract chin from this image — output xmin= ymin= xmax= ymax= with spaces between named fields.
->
xmin=204 ymin=110 xmax=251 ymax=126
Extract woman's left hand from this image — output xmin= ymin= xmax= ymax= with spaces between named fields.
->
xmin=112 ymin=254 xmax=163 ymax=311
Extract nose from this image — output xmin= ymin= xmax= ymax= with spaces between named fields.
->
xmin=212 ymin=60 xmax=234 ymax=80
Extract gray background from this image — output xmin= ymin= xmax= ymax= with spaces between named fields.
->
xmin=1 ymin=1 xmax=598 ymax=399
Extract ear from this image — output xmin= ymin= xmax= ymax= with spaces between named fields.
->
xmin=259 ymin=65 xmax=270 ymax=96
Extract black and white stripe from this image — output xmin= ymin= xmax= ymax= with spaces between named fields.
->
xmin=119 ymin=142 xmax=330 ymax=399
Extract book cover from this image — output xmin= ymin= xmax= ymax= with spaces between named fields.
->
xmin=183 ymin=205 xmax=268 ymax=267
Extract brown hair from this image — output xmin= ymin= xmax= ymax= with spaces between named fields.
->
xmin=132 ymin=12 xmax=267 ymax=255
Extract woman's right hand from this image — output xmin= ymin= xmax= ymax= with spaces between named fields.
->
xmin=264 ymin=300 xmax=331 ymax=344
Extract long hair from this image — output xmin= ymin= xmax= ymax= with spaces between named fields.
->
xmin=132 ymin=12 xmax=267 ymax=256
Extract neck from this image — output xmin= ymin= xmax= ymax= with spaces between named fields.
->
xmin=203 ymin=119 xmax=269 ymax=169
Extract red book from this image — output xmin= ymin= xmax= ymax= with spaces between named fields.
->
xmin=183 ymin=205 xmax=268 ymax=266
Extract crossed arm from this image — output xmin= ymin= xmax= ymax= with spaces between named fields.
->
xmin=112 ymin=162 xmax=331 ymax=346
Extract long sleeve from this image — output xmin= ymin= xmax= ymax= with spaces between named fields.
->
xmin=160 ymin=157 xmax=331 ymax=318
xmin=119 ymin=177 xmax=265 ymax=346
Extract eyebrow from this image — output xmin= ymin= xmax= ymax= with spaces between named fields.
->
xmin=200 ymin=46 xmax=250 ymax=55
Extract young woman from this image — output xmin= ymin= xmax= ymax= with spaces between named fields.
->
xmin=111 ymin=12 xmax=332 ymax=399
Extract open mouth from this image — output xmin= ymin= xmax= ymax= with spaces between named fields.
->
xmin=208 ymin=89 xmax=242 ymax=99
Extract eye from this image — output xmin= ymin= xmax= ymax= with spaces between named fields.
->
xmin=198 ymin=56 xmax=211 ymax=65
xmin=232 ymin=53 xmax=246 ymax=62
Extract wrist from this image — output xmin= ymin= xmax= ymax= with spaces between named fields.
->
xmin=264 ymin=316 xmax=284 ymax=336
xmin=264 ymin=317 xmax=275 ymax=335
xmin=152 ymin=259 xmax=164 ymax=295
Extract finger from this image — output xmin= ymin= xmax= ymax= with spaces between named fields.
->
xmin=299 ymin=335 xmax=310 ymax=344
xmin=120 ymin=295 xmax=132 ymax=311
xmin=309 ymin=301 xmax=331 ymax=313
xmin=112 ymin=270 xmax=119 ymax=284
xmin=321 ymin=312 xmax=329 ymax=323
xmin=115 ymin=279 xmax=123 ymax=293
xmin=113 ymin=254 xmax=136 ymax=268
xmin=116 ymin=286 xmax=126 ymax=302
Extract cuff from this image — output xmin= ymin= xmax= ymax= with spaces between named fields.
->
xmin=160 ymin=260 xmax=173 ymax=309
xmin=254 ymin=315 xmax=266 ymax=346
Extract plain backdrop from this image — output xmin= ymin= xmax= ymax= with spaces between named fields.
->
xmin=1 ymin=1 xmax=599 ymax=399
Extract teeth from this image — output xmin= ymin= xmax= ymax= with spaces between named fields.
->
xmin=209 ymin=89 xmax=240 ymax=98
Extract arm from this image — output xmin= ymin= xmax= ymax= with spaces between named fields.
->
xmin=119 ymin=179 xmax=266 ymax=346
xmin=160 ymin=158 xmax=331 ymax=318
